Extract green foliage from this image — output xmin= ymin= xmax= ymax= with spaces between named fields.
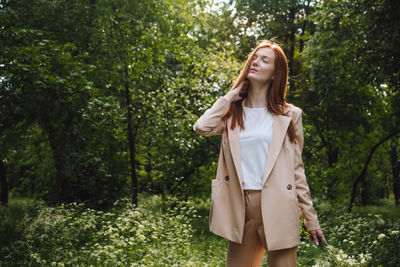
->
xmin=293 ymin=0 xmax=400 ymax=205
xmin=0 ymin=0 xmax=247 ymax=204
xmin=0 ymin=198 xmax=43 ymax=255
xmin=2 ymin=195 xmax=399 ymax=266
xmin=297 ymin=200 xmax=400 ymax=266
xmin=1 ymin=194 xmax=199 ymax=266
xmin=0 ymin=2 xmax=128 ymax=208
xmin=1 ymin=0 xmax=399 ymax=245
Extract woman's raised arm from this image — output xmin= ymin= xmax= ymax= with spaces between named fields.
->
xmin=192 ymin=95 xmax=231 ymax=136
xmin=193 ymin=82 xmax=245 ymax=136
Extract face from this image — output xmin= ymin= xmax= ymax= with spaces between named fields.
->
xmin=247 ymin=47 xmax=275 ymax=84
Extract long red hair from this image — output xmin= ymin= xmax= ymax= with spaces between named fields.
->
xmin=221 ymin=39 xmax=298 ymax=143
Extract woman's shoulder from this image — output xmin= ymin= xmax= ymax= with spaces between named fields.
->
xmin=284 ymin=102 xmax=303 ymax=117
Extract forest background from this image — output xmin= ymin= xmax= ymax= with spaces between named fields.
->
xmin=0 ymin=0 xmax=399 ymax=266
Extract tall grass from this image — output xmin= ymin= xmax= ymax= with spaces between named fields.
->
xmin=1 ymin=194 xmax=399 ymax=266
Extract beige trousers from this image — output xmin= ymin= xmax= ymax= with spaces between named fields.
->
xmin=226 ymin=190 xmax=298 ymax=267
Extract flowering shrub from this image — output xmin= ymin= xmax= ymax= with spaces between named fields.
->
xmin=297 ymin=202 xmax=400 ymax=266
xmin=1 ymin=195 xmax=199 ymax=266
xmin=1 ymin=195 xmax=399 ymax=266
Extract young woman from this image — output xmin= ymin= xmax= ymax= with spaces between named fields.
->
xmin=193 ymin=40 xmax=327 ymax=266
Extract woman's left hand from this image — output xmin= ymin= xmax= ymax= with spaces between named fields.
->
xmin=308 ymin=228 xmax=327 ymax=246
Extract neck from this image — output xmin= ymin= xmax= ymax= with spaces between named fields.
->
xmin=245 ymin=80 xmax=272 ymax=108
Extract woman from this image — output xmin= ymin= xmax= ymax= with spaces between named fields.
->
xmin=193 ymin=40 xmax=327 ymax=266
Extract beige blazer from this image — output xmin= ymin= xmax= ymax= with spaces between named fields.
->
xmin=193 ymin=95 xmax=321 ymax=251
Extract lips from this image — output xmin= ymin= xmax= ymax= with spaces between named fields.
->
xmin=249 ymin=68 xmax=258 ymax=72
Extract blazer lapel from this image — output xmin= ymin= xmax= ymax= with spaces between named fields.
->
xmin=227 ymin=113 xmax=244 ymax=192
xmin=227 ymin=101 xmax=292 ymax=190
xmin=262 ymin=112 xmax=291 ymax=186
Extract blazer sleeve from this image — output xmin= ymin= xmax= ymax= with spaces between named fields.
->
xmin=192 ymin=96 xmax=231 ymax=136
xmin=293 ymin=108 xmax=321 ymax=231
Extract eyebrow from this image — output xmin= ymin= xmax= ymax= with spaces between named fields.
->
xmin=253 ymin=53 xmax=270 ymax=58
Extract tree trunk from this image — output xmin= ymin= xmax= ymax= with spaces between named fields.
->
xmin=348 ymin=128 xmax=400 ymax=212
xmin=46 ymin=112 xmax=74 ymax=206
xmin=299 ymin=0 xmax=311 ymax=53
xmin=390 ymin=138 xmax=400 ymax=205
xmin=145 ymin=139 xmax=154 ymax=193
xmin=124 ymin=65 xmax=138 ymax=206
xmin=287 ymin=2 xmax=296 ymax=78
xmin=0 ymin=160 xmax=8 ymax=206
xmin=48 ymin=137 xmax=68 ymax=206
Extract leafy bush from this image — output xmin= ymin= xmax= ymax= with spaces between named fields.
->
xmin=1 ymin=194 xmax=198 ymax=266
xmin=297 ymin=200 xmax=400 ymax=266
xmin=1 ymin=195 xmax=399 ymax=266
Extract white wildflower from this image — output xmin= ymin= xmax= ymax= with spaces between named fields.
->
xmin=377 ymin=233 xmax=385 ymax=240
xmin=390 ymin=230 xmax=399 ymax=236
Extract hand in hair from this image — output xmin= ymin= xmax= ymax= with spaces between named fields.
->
xmin=224 ymin=80 xmax=248 ymax=103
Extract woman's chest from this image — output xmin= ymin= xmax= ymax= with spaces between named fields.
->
xmin=239 ymin=109 xmax=273 ymax=143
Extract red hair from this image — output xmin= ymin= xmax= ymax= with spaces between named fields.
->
xmin=221 ymin=39 xmax=298 ymax=143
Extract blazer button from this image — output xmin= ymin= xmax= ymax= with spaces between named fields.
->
xmin=225 ymin=175 xmax=230 ymax=181
xmin=287 ymin=184 xmax=292 ymax=190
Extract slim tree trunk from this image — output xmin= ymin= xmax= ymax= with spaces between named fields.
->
xmin=0 ymin=160 xmax=8 ymax=205
xmin=390 ymin=139 xmax=400 ymax=205
xmin=348 ymin=129 xmax=400 ymax=212
xmin=124 ymin=65 xmax=138 ymax=206
xmin=287 ymin=2 xmax=296 ymax=78
xmin=145 ymin=139 xmax=154 ymax=193
xmin=299 ymin=0 xmax=311 ymax=53
xmin=49 ymin=137 xmax=68 ymax=206
xmin=46 ymin=112 xmax=74 ymax=206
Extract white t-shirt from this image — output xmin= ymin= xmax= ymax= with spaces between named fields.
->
xmin=239 ymin=106 xmax=274 ymax=190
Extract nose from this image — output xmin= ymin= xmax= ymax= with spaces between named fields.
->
xmin=252 ymin=58 xmax=259 ymax=66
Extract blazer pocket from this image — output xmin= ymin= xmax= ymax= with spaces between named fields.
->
xmin=211 ymin=178 xmax=229 ymax=187
xmin=211 ymin=179 xmax=222 ymax=187
xmin=211 ymin=178 xmax=229 ymax=201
